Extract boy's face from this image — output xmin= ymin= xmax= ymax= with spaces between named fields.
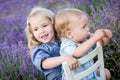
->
xmin=29 ymin=13 xmax=55 ymax=43
xmin=68 ymin=15 xmax=90 ymax=43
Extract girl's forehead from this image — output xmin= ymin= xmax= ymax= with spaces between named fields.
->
xmin=30 ymin=13 xmax=49 ymax=22
xmin=29 ymin=14 xmax=51 ymax=27
xmin=30 ymin=13 xmax=46 ymax=19
xmin=29 ymin=13 xmax=52 ymax=24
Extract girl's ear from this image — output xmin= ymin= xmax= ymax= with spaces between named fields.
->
xmin=65 ymin=30 xmax=72 ymax=39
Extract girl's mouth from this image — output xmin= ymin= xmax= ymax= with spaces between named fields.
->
xmin=41 ymin=34 xmax=49 ymax=40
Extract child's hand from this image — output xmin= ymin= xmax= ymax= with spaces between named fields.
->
xmin=93 ymin=29 xmax=105 ymax=41
xmin=99 ymin=29 xmax=112 ymax=46
xmin=104 ymin=29 xmax=112 ymax=38
xmin=65 ymin=56 xmax=81 ymax=70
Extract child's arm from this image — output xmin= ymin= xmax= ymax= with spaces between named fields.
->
xmin=32 ymin=45 xmax=80 ymax=72
xmin=42 ymin=55 xmax=80 ymax=70
xmin=73 ymin=29 xmax=105 ymax=58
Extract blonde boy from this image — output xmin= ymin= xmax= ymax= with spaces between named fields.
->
xmin=55 ymin=8 xmax=112 ymax=80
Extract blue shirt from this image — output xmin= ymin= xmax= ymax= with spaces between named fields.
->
xmin=60 ymin=38 xmax=101 ymax=80
xmin=31 ymin=40 xmax=62 ymax=80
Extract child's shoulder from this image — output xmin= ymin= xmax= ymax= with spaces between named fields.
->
xmin=33 ymin=43 xmax=53 ymax=51
xmin=32 ymin=40 xmax=61 ymax=53
xmin=61 ymin=38 xmax=76 ymax=45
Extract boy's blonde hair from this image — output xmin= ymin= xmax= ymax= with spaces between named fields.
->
xmin=25 ymin=6 xmax=55 ymax=50
xmin=55 ymin=8 xmax=88 ymax=39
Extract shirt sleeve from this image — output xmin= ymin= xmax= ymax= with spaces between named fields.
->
xmin=60 ymin=44 xmax=76 ymax=56
xmin=31 ymin=49 xmax=50 ymax=72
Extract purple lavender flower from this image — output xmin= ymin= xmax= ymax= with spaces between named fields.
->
xmin=0 ymin=0 xmax=120 ymax=79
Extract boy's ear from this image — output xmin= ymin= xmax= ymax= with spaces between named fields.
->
xmin=65 ymin=30 xmax=72 ymax=39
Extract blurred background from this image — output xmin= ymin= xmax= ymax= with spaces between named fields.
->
xmin=0 ymin=0 xmax=120 ymax=80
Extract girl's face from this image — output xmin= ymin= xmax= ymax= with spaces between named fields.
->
xmin=67 ymin=15 xmax=90 ymax=43
xmin=29 ymin=13 xmax=55 ymax=43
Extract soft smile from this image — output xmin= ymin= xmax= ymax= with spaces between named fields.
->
xmin=41 ymin=34 xmax=49 ymax=40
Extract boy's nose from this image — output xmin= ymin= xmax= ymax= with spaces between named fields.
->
xmin=86 ymin=27 xmax=89 ymax=31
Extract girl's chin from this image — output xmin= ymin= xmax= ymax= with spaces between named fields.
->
xmin=42 ymin=40 xmax=49 ymax=43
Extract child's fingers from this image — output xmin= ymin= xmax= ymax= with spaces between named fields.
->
xmin=104 ymin=29 xmax=112 ymax=38
xmin=70 ymin=60 xmax=81 ymax=70
xmin=72 ymin=64 xmax=77 ymax=70
xmin=69 ymin=65 xmax=72 ymax=70
xmin=77 ymin=62 xmax=81 ymax=68
xmin=98 ymin=39 xmax=104 ymax=46
xmin=74 ymin=60 xmax=81 ymax=69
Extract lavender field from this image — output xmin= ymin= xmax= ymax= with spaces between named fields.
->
xmin=0 ymin=0 xmax=120 ymax=80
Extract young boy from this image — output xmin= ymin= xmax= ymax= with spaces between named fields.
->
xmin=55 ymin=8 xmax=112 ymax=80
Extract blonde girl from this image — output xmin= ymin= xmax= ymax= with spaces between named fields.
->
xmin=25 ymin=6 xmax=80 ymax=80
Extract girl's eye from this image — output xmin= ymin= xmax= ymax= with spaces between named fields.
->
xmin=34 ymin=28 xmax=38 ymax=31
xmin=43 ymin=24 xmax=48 ymax=27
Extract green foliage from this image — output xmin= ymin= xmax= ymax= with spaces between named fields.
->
xmin=0 ymin=55 xmax=22 ymax=80
xmin=104 ymin=41 xmax=120 ymax=79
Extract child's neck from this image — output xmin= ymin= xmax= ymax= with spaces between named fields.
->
xmin=50 ymin=38 xmax=57 ymax=43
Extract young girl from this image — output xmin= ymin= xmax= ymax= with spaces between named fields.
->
xmin=55 ymin=8 xmax=112 ymax=80
xmin=25 ymin=6 xmax=80 ymax=80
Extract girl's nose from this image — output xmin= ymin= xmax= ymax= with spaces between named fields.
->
xmin=39 ymin=29 xmax=44 ymax=33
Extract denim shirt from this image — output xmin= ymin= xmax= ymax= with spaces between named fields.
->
xmin=31 ymin=40 xmax=62 ymax=80
xmin=60 ymin=38 xmax=101 ymax=80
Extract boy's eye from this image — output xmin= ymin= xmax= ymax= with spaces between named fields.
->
xmin=82 ymin=25 xmax=87 ymax=29
xmin=81 ymin=26 xmax=85 ymax=29
xmin=83 ymin=25 xmax=86 ymax=28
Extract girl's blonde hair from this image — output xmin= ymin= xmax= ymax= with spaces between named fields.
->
xmin=55 ymin=8 xmax=88 ymax=38
xmin=25 ymin=6 xmax=55 ymax=51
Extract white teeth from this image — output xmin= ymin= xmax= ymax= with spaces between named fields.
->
xmin=41 ymin=34 xmax=48 ymax=39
